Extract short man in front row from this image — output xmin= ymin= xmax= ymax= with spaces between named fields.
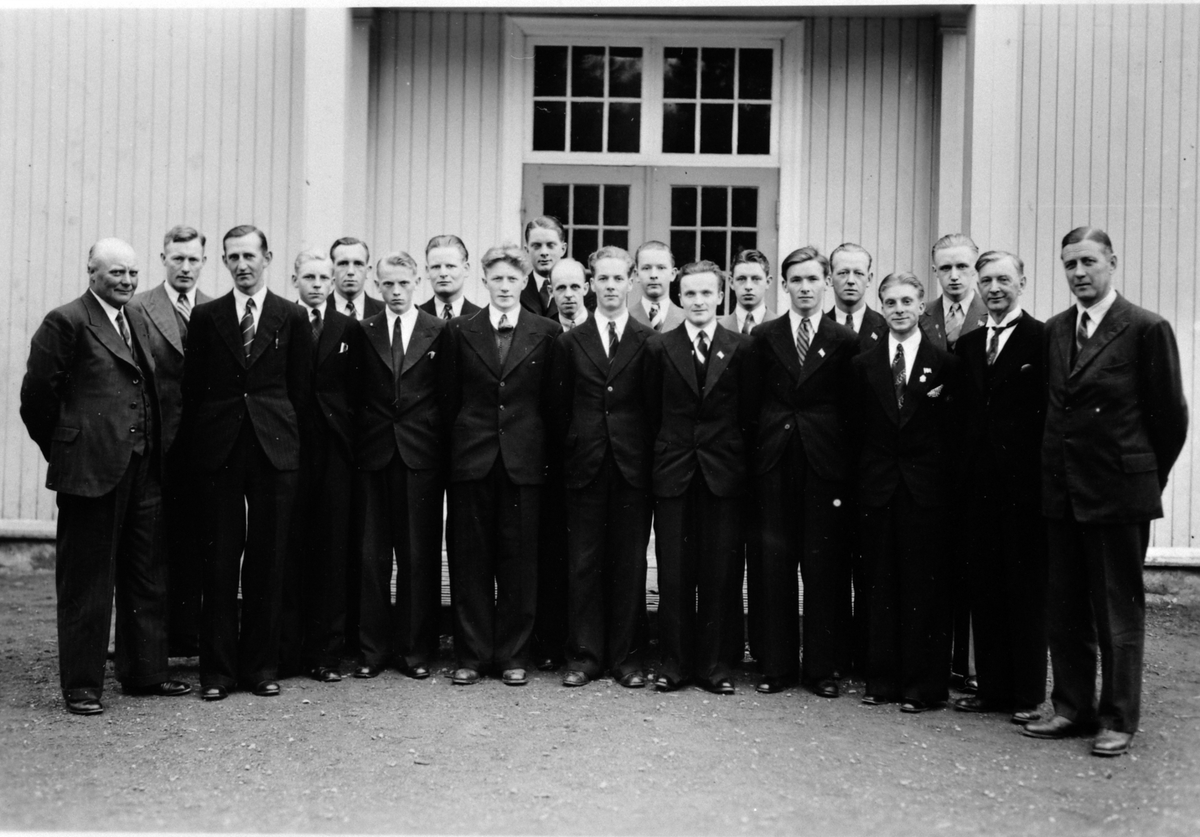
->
xmin=21 ymin=238 xmax=190 ymax=715
xmin=440 ymin=244 xmax=561 ymax=685
xmin=127 ymin=225 xmax=212 ymax=657
xmin=851 ymin=271 xmax=964 ymax=712
xmin=356 ymin=253 xmax=447 ymax=680
xmin=182 ymin=225 xmax=314 ymax=701
xmin=630 ymin=241 xmax=686 ymax=333
xmin=952 ymin=250 xmax=1048 ymax=725
xmin=420 ymin=234 xmax=482 ymax=320
xmin=751 ymin=246 xmax=857 ymax=697
xmin=1024 ymin=227 xmax=1187 ymax=757
xmin=331 ymin=236 xmax=384 ymax=320
xmin=550 ymin=247 xmax=655 ymax=688
xmin=644 ymin=261 xmax=757 ymax=694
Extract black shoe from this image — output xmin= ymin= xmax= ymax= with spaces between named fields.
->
xmin=502 ymin=668 xmax=528 ymax=686
xmin=404 ymin=664 xmax=431 ymax=680
xmin=861 ymin=693 xmax=889 ymax=706
xmin=810 ymin=678 xmax=840 ymax=699
xmin=125 ymin=679 xmax=192 ymax=697
xmin=706 ymin=679 xmax=735 ymax=695
xmin=617 ymin=671 xmax=647 ymax=689
xmin=953 ymin=695 xmax=1007 ymax=714
xmin=654 ymin=675 xmax=682 ymax=692
xmin=452 ymin=668 xmax=480 ymax=685
xmin=562 ymin=670 xmax=589 ymax=687
xmin=756 ymin=677 xmax=789 ymax=694
xmin=353 ymin=664 xmax=385 ymax=679
xmin=200 ymin=686 xmax=228 ymax=702
xmin=252 ymin=680 xmax=280 ymax=697
xmin=65 ymin=698 xmax=103 ymax=716
xmin=962 ymin=675 xmax=979 ymax=694
xmin=900 ymin=699 xmax=938 ymax=714
xmin=311 ymin=667 xmax=342 ymax=683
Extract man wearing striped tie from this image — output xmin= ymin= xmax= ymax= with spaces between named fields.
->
xmin=128 ymin=226 xmax=212 ymax=657
xmin=419 ymin=234 xmax=482 ymax=320
xmin=181 ymin=225 xmax=314 ymax=702
xmin=330 ymin=237 xmax=384 ymax=320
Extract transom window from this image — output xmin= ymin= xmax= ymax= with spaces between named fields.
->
xmin=533 ymin=46 xmax=643 ymax=153
xmin=662 ymin=48 xmax=772 ymax=155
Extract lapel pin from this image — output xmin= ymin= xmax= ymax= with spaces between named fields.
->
xmin=919 ymin=374 xmax=927 ymax=383
xmin=923 ymin=367 xmax=931 ymax=374
xmin=818 ymin=348 xmax=826 ymax=357
xmin=717 ymin=350 xmax=725 ymax=359
xmin=428 ymin=351 xmax=436 ymax=359
xmin=871 ymin=333 xmax=879 ymax=340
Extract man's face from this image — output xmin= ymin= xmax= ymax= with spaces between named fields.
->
xmin=483 ymin=260 xmax=524 ymax=312
xmin=784 ymin=260 xmax=826 ymax=317
xmin=830 ymin=250 xmax=872 ymax=309
xmin=978 ymin=256 xmax=1025 ymax=320
xmin=932 ymin=244 xmax=977 ymax=303
xmin=730 ymin=263 xmax=771 ymax=311
xmin=223 ymin=233 xmax=271 ymax=295
xmin=332 ymin=243 xmax=371 ymax=300
xmin=1061 ymin=240 xmax=1117 ymax=307
xmin=162 ymin=238 xmax=206 ymax=293
xmin=292 ymin=258 xmax=334 ymax=309
xmin=880 ymin=281 xmax=925 ymax=339
xmin=591 ymin=257 xmax=632 ymax=317
xmin=376 ymin=264 xmax=419 ymax=315
xmin=89 ymin=241 xmax=140 ymax=308
xmin=680 ymin=271 xmax=720 ymax=327
xmin=525 ymin=228 xmax=566 ymax=279
xmin=636 ymin=247 xmax=675 ymax=302
xmin=426 ymin=246 xmax=469 ymax=302
xmin=551 ymin=263 xmax=586 ymax=322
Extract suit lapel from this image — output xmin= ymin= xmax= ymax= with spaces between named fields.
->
xmin=665 ymin=327 xmax=700 ymax=397
xmin=401 ymin=314 xmax=438 ymax=374
xmin=501 ymin=311 xmax=543 ymax=378
xmin=82 ymin=293 xmax=138 ymax=368
xmin=363 ymin=314 xmax=394 ymax=374
xmin=607 ymin=321 xmax=646 ymax=379
xmin=867 ymin=340 xmax=901 ymax=424
xmin=984 ymin=314 xmax=1029 ymax=392
xmin=766 ymin=316 xmax=803 ymax=383
xmin=462 ymin=311 xmax=502 ymax=378
xmin=795 ymin=315 xmax=836 ymax=388
xmin=703 ymin=326 xmax=736 ymax=396
xmin=578 ymin=319 xmax=611 ymax=376
xmin=247 ymin=292 xmax=285 ymax=367
xmin=147 ymin=284 xmax=185 ymax=354
xmin=214 ymin=293 xmax=248 ymax=366
xmin=317 ymin=304 xmax=345 ymax=365
xmin=1072 ymin=298 xmax=1130 ymax=377
xmin=966 ymin=294 xmax=990 ymax=333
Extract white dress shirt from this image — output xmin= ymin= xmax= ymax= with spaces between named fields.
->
xmin=333 ymin=290 xmax=367 ymax=320
xmin=171 ymin=286 xmax=198 ymax=309
xmin=887 ymin=329 xmax=922 ymax=383
xmin=787 ymin=308 xmax=823 ymax=346
xmin=489 ymin=305 xmax=520 ymax=330
xmin=683 ymin=320 xmax=717 ymax=354
xmin=942 ymin=289 xmax=976 ymax=320
xmin=831 ymin=304 xmax=866 ymax=332
xmin=233 ymin=286 xmax=268 ymax=331
xmin=88 ymin=289 xmax=125 ymax=340
xmin=1076 ymin=287 xmax=1118 ymax=338
xmin=593 ymin=309 xmax=629 ymax=356
xmin=386 ymin=305 xmax=420 ymax=349
xmin=300 ymin=299 xmax=327 ymax=329
xmin=559 ymin=308 xmax=589 ymax=331
xmin=735 ymin=303 xmax=768 ymax=332
xmin=641 ymin=295 xmax=666 ymax=327
xmin=986 ymin=306 xmax=1023 ymax=359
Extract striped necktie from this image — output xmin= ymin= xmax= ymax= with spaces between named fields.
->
xmin=175 ymin=292 xmax=191 ymax=322
xmin=442 ymin=303 xmax=453 ymax=321
xmin=649 ymin=302 xmax=661 ymax=331
xmin=116 ymin=309 xmax=131 ymax=349
xmin=741 ymin=313 xmax=754 ymax=335
xmin=892 ymin=343 xmax=906 ymax=409
xmin=241 ymin=298 xmax=256 ymax=357
xmin=795 ymin=317 xmax=811 ymax=366
xmin=345 ymin=299 xmax=358 ymax=320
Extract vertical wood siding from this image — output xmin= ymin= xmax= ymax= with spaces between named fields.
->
xmin=368 ymin=11 xmax=507 ymax=308
xmin=0 ymin=9 xmax=302 ymax=523
xmin=801 ymin=17 xmax=939 ymax=298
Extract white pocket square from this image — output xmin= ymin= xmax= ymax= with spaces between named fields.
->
xmin=339 ymin=342 xmax=349 ymax=353
xmin=428 ymin=351 xmax=436 ymax=360
xmin=927 ymin=385 xmax=944 ymax=398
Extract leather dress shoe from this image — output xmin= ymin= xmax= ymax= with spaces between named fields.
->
xmin=452 ymin=668 xmax=480 ymax=685
xmin=900 ymin=699 xmax=937 ymax=713
xmin=653 ymin=675 xmax=682 ymax=692
xmin=617 ymin=671 xmax=646 ymax=689
xmin=962 ymin=675 xmax=979 ymax=693
xmin=562 ymin=670 xmax=589 ymax=687
xmin=200 ymin=686 xmax=228 ymax=702
xmin=126 ymin=679 xmax=192 ymax=697
xmin=1092 ymin=729 xmax=1133 ymax=757
xmin=311 ymin=667 xmax=342 ymax=683
xmin=1022 ymin=714 xmax=1093 ymax=739
xmin=502 ymin=668 xmax=528 ymax=686
xmin=861 ymin=693 xmax=889 ymax=706
xmin=953 ymin=695 xmax=1006 ymax=714
xmin=706 ymin=679 xmax=735 ymax=695
xmin=404 ymin=664 xmax=431 ymax=680
xmin=1011 ymin=709 xmax=1042 ymax=725
xmin=756 ymin=677 xmax=789 ymax=695
xmin=66 ymin=698 xmax=103 ymax=716
xmin=811 ymin=678 xmax=840 ymax=699
xmin=353 ymin=664 xmax=385 ymax=679
xmin=252 ymin=680 xmax=280 ymax=697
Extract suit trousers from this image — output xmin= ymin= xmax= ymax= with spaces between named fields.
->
xmin=533 ymin=480 xmax=569 ymax=664
xmin=198 ymin=423 xmax=298 ymax=688
xmin=756 ymin=434 xmax=851 ymax=682
xmin=726 ymin=495 xmax=759 ymax=667
xmin=564 ymin=449 xmax=652 ymax=678
xmin=1046 ymin=513 xmax=1150 ymax=733
xmin=358 ymin=459 xmax=444 ymax=669
xmin=448 ymin=458 xmax=540 ymax=672
xmin=654 ymin=475 xmax=741 ymax=687
xmin=164 ymin=444 xmax=201 ymax=656
xmin=55 ymin=450 xmax=167 ymax=699
xmin=861 ymin=483 xmax=950 ymax=704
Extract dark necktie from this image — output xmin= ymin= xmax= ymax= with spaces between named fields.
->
xmin=649 ymin=302 xmax=661 ymax=331
xmin=116 ymin=309 xmax=131 ymax=349
xmin=241 ymin=298 xmax=256 ymax=357
xmin=741 ymin=313 xmax=754 ymax=335
xmin=311 ymin=307 xmax=323 ymax=343
xmin=844 ymin=311 xmax=855 ymax=334
xmin=694 ymin=330 xmax=709 ymax=387
xmin=795 ymin=318 xmax=811 ymax=366
xmin=539 ymin=281 xmax=550 ymax=313
xmin=607 ymin=320 xmax=619 ymax=361
xmin=1075 ymin=310 xmax=1090 ymax=353
xmin=892 ymin=343 xmax=906 ymax=409
xmin=391 ymin=315 xmax=405 ymax=373
xmin=986 ymin=320 xmax=1017 ymax=366
xmin=442 ymin=303 xmax=453 ymax=321
xmin=345 ymin=299 xmax=358 ymax=320
xmin=946 ymin=302 xmax=964 ymax=345
xmin=496 ymin=313 xmax=514 ymax=366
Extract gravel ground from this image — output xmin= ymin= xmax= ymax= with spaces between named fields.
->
xmin=2 ymin=568 xmax=1199 ymax=836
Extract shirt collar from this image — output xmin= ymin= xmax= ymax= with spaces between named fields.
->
xmin=168 ymin=285 xmax=197 ymax=307
xmin=300 ymin=298 xmax=326 ymax=317
xmin=684 ymin=319 xmax=716 ymax=344
xmin=333 ymin=290 xmax=361 ymax=315
xmin=1077 ymin=287 xmax=1118 ymax=321
xmin=988 ymin=305 xmax=1023 ymax=328
xmin=233 ymin=285 xmax=268 ymax=312
xmin=88 ymin=289 xmax=122 ymax=322
xmin=560 ymin=308 xmax=589 ymax=329
xmin=888 ymin=327 xmax=922 ymax=356
xmin=641 ymin=295 xmax=664 ymax=317
xmin=942 ymin=289 xmax=975 ymax=315
xmin=386 ymin=304 xmax=419 ymax=330
xmin=489 ymin=305 xmax=519 ymax=330
xmin=737 ymin=303 xmax=768 ymax=329
xmin=787 ymin=307 xmax=822 ymax=337
xmin=594 ymin=308 xmax=629 ymax=335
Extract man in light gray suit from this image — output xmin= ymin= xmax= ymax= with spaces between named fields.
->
xmin=128 ymin=225 xmax=213 ymax=656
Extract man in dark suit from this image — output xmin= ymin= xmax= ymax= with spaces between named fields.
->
xmin=181 ymin=225 xmax=314 ymax=701
xmin=521 ymin=216 xmax=595 ymax=319
xmin=330 ymin=237 xmax=384 ymax=320
xmin=281 ymin=250 xmax=361 ymax=682
xmin=127 ymin=225 xmax=212 ymax=657
xmin=751 ymin=246 xmax=857 ymax=697
xmin=851 ymin=271 xmax=965 ymax=713
xmin=629 ymin=241 xmax=686 ymax=333
xmin=355 ymin=252 xmax=447 ymax=681
xmin=440 ymin=244 xmax=561 ymax=685
xmin=21 ymin=238 xmax=190 ymax=715
xmin=719 ymin=249 xmax=778 ymax=334
xmin=952 ymin=250 xmax=1048 ymax=725
xmin=420 ymin=234 xmax=482 ymax=320
xmin=1024 ymin=227 xmax=1188 ymax=757
xmin=644 ymin=260 xmax=757 ymax=695
xmin=550 ymin=247 xmax=655 ymax=688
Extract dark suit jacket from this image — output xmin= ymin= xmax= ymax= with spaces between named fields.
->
xmin=127 ymin=283 xmax=212 ymax=453
xmin=418 ymin=297 xmax=482 ymax=318
xmin=357 ymin=309 xmax=447 ymax=471
xmin=549 ymin=316 xmax=655 ymax=491
xmin=1041 ymin=294 xmax=1188 ymax=523
xmin=181 ymin=290 xmax=314 ymax=473
xmin=440 ymin=308 xmax=562 ymax=485
xmin=955 ymin=312 xmax=1047 ymax=499
xmin=520 ymin=273 xmax=596 ymax=320
xmin=751 ymin=313 xmax=857 ymax=482
xmin=305 ymin=302 xmax=362 ymax=460
xmin=850 ymin=334 xmax=965 ymax=508
xmin=919 ymin=292 xmax=989 ymax=351
xmin=21 ymin=292 xmax=161 ymax=498
xmin=644 ymin=324 xmax=757 ymax=499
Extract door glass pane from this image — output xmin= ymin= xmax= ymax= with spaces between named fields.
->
xmin=543 ymin=184 xmax=570 ymax=222
xmin=574 ymin=185 xmax=600 ymax=225
xmin=700 ymin=48 xmax=735 ymax=99
xmin=699 ymin=230 xmax=727 ymax=266
xmin=670 ymin=184 xmax=759 ymax=276
xmin=670 ymin=230 xmax=697 ymax=264
xmin=731 ymin=188 xmax=757 ymax=227
xmin=730 ymin=230 xmax=758 ymax=262
xmin=542 ymin=183 xmax=631 ymax=263
xmin=671 ymin=186 xmax=697 ymax=226
xmin=700 ymin=187 xmax=728 ymax=227
xmin=571 ymin=228 xmax=599 ymax=260
xmin=603 ymin=184 xmax=629 ymax=226
xmin=603 ymin=229 xmax=629 ymax=250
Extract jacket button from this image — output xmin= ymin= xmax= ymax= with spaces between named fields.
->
xmin=500 ymin=405 xmax=506 ymax=410
xmin=607 ymin=386 xmax=613 ymax=392
xmin=132 ymin=378 xmax=139 ymax=385
xmin=129 ymin=427 xmax=136 ymax=433
xmin=500 ymin=382 xmax=506 ymax=387
xmin=784 ymin=423 xmax=791 ymax=430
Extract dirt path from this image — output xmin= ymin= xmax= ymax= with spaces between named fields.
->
xmin=2 ymin=570 xmax=1198 ymax=836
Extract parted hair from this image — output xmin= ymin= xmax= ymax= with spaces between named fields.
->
xmin=223 ymin=225 xmax=269 ymax=254
xmin=780 ymin=246 xmax=830 ymax=278
xmin=679 ymin=259 xmax=726 ymax=284
xmin=293 ymin=249 xmax=331 ymax=274
xmin=376 ymin=251 xmax=419 ymax=275
xmin=426 ymin=234 xmax=469 ymax=262
xmin=634 ymin=240 xmax=675 ymax=267
xmin=589 ymin=245 xmax=634 ymax=275
xmin=975 ymin=249 xmax=1025 ymax=276
xmin=730 ymin=248 xmax=771 ymax=277
xmin=523 ymin=215 xmax=566 ymax=243
xmin=930 ymin=233 xmax=978 ymax=261
xmin=830 ymin=241 xmax=873 ymax=272
xmin=1061 ymin=226 xmax=1114 ymax=255
xmin=330 ymin=236 xmax=371 ymax=264
xmin=878 ymin=271 xmax=925 ymax=300
xmin=481 ymin=243 xmax=530 ymax=275
xmin=163 ymin=225 xmax=206 ymax=250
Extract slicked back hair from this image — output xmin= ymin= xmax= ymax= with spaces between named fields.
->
xmin=878 ymin=271 xmax=925 ymax=301
xmin=376 ymin=251 xmax=419 ymax=276
xmin=294 ymin=249 xmax=331 ymax=274
xmin=589 ymin=245 xmax=634 ymax=276
xmin=780 ymin=246 xmax=830 ymax=278
xmin=523 ymin=215 xmax=566 ymax=244
xmin=330 ymin=236 xmax=371 ymax=264
xmin=1061 ymin=226 xmax=1114 ymax=255
xmin=426 ymin=234 xmax=469 ymax=262
xmin=679 ymin=259 xmax=726 ymax=285
xmin=481 ymin=243 xmax=530 ymax=276
xmin=930 ymin=233 xmax=978 ymax=262
xmin=976 ymin=249 xmax=1025 ymax=277
xmin=163 ymin=225 xmax=206 ymax=250
xmin=223 ymin=225 xmax=268 ymax=254
xmin=635 ymin=240 xmax=675 ymax=267
xmin=830 ymin=241 xmax=873 ymax=272
xmin=731 ymin=248 xmax=771 ymax=277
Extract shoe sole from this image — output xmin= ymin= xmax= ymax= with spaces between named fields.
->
xmin=1092 ymin=745 xmax=1130 ymax=757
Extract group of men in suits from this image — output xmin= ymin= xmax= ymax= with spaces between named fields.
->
xmin=22 ymin=219 xmax=1187 ymax=761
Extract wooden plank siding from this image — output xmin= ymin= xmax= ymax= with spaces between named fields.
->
xmin=0 ymin=8 xmax=303 ymax=524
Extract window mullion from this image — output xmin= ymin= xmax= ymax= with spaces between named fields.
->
xmin=644 ymin=42 xmax=663 ymax=157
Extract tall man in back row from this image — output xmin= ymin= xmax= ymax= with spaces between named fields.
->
xmin=1023 ymin=227 xmax=1187 ymax=757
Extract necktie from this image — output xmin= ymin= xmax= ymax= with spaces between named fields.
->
xmin=795 ymin=317 xmax=811 ymax=366
xmin=946 ymin=302 xmax=964 ymax=345
xmin=345 ymin=300 xmax=358 ymax=320
xmin=241 ymin=298 xmax=256 ymax=357
xmin=649 ymin=302 xmax=661 ymax=331
xmin=844 ymin=311 xmax=856 ymax=334
xmin=391 ymin=315 xmax=405 ymax=372
xmin=562 ymin=319 xmax=573 ymax=332
xmin=986 ymin=320 xmax=1017 ymax=366
xmin=115 ymin=309 xmax=131 ymax=349
xmin=1075 ymin=310 xmax=1091 ymax=356
xmin=496 ymin=313 xmax=514 ymax=366
xmin=607 ymin=320 xmax=619 ymax=360
xmin=539 ymin=281 xmax=551 ymax=313
xmin=311 ymin=307 xmax=323 ymax=342
xmin=741 ymin=313 xmax=754 ymax=335
xmin=442 ymin=303 xmax=453 ymax=321
xmin=695 ymin=330 xmax=709 ymax=365
xmin=892 ymin=343 xmax=906 ymax=409
xmin=175 ymin=292 xmax=191 ymax=322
